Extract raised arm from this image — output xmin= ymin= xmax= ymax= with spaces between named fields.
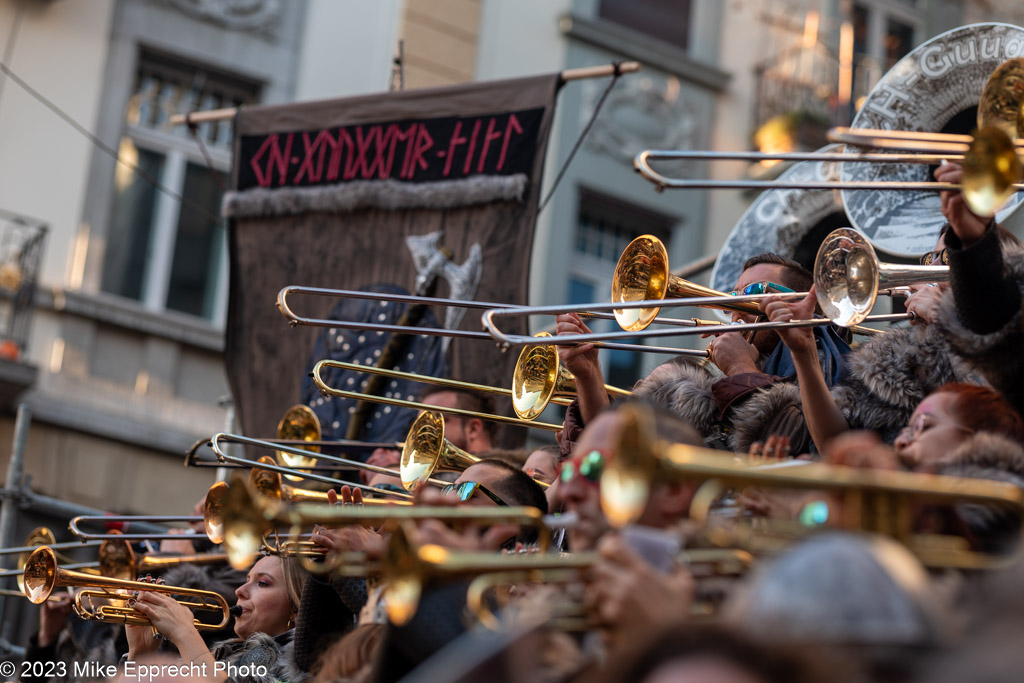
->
xmin=761 ymin=290 xmax=850 ymax=450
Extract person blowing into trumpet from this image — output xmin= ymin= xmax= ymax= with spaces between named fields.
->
xmin=557 ymin=254 xmax=851 ymax=456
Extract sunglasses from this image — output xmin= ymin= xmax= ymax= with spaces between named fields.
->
xmin=918 ymin=248 xmax=949 ymax=266
xmin=560 ymin=449 xmax=606 ymax=485
xmin=441 ymin=481 xmax=508 ymax=506
xmin=733 ymin=281 xmax=795 ymax=296
xmin=369 ymin=483 xmax=407 ymax=496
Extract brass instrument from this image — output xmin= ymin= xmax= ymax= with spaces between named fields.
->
xmin=601 ymin=403 xmax=1024 ymax=568
xmin=0 ymin=528 xmax=101 ymax=586
xmin=69 ymin=515 xmax=205 ymax=542
xmin=96 ymin=537 xmax=228 ymax=581
xmin=278 ymin=285 xmax=720 ymax=355
xmin=463 ymin=547 xmax=755 ymax=630
xmin=208 ymin=432 xmax=421 ymax=497
xmin=814 ymin=227 xmax=949 ymax=326
xmin=23 ymin=546 xmax=231 ymax=630
xmin=217 ymin=477 xmax=550 ymax=569
xmin=311 ymin=360 xmax=565 ymax=431
xmin=634 ymin=127 xmax=1023 ymax=217
xmin=248 ymin=455 xmax=411 ymax=506
xmin=276 ymin=404 xmax=321 ymax=480
xmin=401 ymin=411 xmax=480 ymax=491
xmin=512 ymin=333 xmax=631 ymax=420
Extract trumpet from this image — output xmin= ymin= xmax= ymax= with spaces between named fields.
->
xmin=602 ymin=403 xmax=1024 ymax=568
xmin=23 ymin=546 xmax=231 ymax=630
xmin=217 ymin=478 xmax=550 ymax=570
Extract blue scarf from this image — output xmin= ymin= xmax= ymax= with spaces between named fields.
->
xmin=761 ymin=324 xmax=851 ymax=387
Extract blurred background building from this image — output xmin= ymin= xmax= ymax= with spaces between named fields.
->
xmin=0 ymin=0 xmax=1021 ymax=520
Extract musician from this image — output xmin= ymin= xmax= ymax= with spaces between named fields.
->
xmin=360 ymin=388 xmax=496 ymax=484
xmin=556 ymin=401 xmax=702 ymax=553
xmin=125 ymin=555 xmax=306 ymax=683
xmin=558 ymin=254 xmax=850 ymax=456
xmin=932 ymin=161 xmax=1024 ymax=420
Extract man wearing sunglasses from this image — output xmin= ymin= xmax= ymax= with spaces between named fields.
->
xmin=555 ymin=402 xmax=701 ymax=553
xmin=558 ymin=253 xmax=850 ymax=456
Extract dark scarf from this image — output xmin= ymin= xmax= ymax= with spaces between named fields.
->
xmin=761 ymin=324 xmax=851 ymax=387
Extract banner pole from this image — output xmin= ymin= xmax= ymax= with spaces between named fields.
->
xmin=167 ymin=61 xmax=641 ymax=127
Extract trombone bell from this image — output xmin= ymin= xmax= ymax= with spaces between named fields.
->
xmin=814 ymin=228 xmax=949 ymax=326
xmin=276 ymin=404 xmax=321 ymax=481
xmin=400 ymin=411 xmax=479 ymax=492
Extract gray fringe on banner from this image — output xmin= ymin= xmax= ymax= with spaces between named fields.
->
xmin=222 ymin=174 xmax=529 ymax=218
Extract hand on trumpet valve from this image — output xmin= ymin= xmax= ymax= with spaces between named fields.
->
xmin=760 ymin=288 xmax=817 ymax=356
xmin=330 ymin=486 xmax=364 ymax=507
xmin=935 ymin=161 xmax=990 ymax=246
xmin=126 ymin=590 xmax=197 ymax=658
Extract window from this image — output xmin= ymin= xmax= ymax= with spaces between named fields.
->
xmin=571 ymin=190 xmax=675 ymax=388
xmin=101 ymin=49 xmax=261 ymax=322
xmin=598 ymin=0 xmax=691 ymax=50
xmin=850 ymin=0 xmax=920 ymax=109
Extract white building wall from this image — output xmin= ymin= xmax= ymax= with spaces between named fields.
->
xmin=0 ymin=0 xmax=115 ymax=301
xmin=294 ymin=0 xmax=405 ymax=101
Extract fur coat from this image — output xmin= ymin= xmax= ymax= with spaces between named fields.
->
xmin=210 ymin=630 xmax=306 ymax=683
xmin=936 ymin=240 xmax=1024 ymax=418
xmin=635 ymin=323 xmax=977 ymax=454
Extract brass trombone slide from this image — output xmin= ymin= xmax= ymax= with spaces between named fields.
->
xmin=636 ymin=127 xmax=1023 ymax=218
xmin=248 ymin=455 xmax=412 ymax=506
xmin=69 ymin=516 xmax=205 ymax=543
xmin=208 ymin=432 xmax=425 ymax=496
xmin=481 ymin=298 xmax=907 ymax=349
xmin=310 ymin=360 xmax=567 ymax=431
xmin=603 ymin=404 xmax=1024 ymax=568
xmin=218 ymin=478 xmax=551 ymax=569
xmin=97 ymin=537 xmax=228 ymax=581
xmin=186 ymin=437 xmax=402 ymax=469
xmin=23 ymin=546 xmax=230 ymax=630
xmin=278 ymin=286 xmax=716 ymax=355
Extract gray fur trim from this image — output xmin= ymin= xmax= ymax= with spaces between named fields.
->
xmin=211 ymin=631 xmax=302 ymax=683
xmin=729 ymin=382 xmax=802 ymax=453
xmin=935 ymin=243 xmax=1024 ymax=390
xmin=632 ymin=361 xmax=719 ymax=438
xmin=940 ymin=432 xmax=1024 ymax=485
xmin=222 ymin=174 xmax=529 ymax=218
xmin=833 ymin=324 xmax=978 ymax=443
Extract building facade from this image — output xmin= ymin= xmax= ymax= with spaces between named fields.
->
xmin=0 ymin=0 xmax=1020 ymax=517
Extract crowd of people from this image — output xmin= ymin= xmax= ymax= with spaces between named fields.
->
xmin=14 ymin=156 xmax=1024 ymax=683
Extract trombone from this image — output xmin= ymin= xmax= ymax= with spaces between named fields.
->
xmin=602 ymin=403 xmax=1024 ymax=568
xmin=636 ymin=126 xmax=1023 ymax=218
xmin=207 ymin=432 xmax=428 ymax=495
xmin=312 ymin=333 xmax=635 ymax=424
xmin=310 ymin=360 xmax=566 ymax=431
xmin=0 ymin=527 xmax=102 ymax=585
xmin=23 ymin=546 xmax=231 ymax=630
xmin=96 ymin=537 xmax=228 ymax=581
xmin=815 ymin=227 xmax=948 ymax=326
xmin=278 ymin=285 xmax=721 ymax=355
xmin=216 ymin=477 xmax=551 ymax=570
xmin=247 ymin=455 xmax=411 ymax=506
